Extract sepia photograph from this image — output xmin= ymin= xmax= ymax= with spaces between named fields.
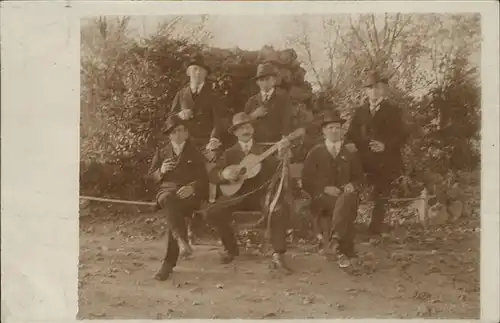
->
xmin=77 ymin=11 xmax=485 ymax=319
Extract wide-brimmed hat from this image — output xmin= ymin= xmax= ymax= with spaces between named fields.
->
xmin=363 ymin=71 xmax=389 ymax=88
xmin=320 ymin=110 xmax=346 ymax=128
xmin=254 ymin=62 xmax=278 ymax=80
xmin=228 ymin=112 xmax=255 ymax=134
xmin=186 ymin=54 xmax=211 ymax=74
xmin=163 ymin=114 xmax=186 ymax=135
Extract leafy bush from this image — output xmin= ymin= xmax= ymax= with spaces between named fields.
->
xmin=81 ymin=33 xmax=313 ymax=200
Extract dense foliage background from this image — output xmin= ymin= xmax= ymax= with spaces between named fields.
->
xmin=80 ymin=14 xmax=480 ymax=204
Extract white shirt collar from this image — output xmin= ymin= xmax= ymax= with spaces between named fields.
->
xmin=325 ymin=139 xmax=342 ymax=154
xmin=171 ymin=140 xmax=186 ymax=155
xmin=239 ymin=139 xmax=253 ymax=152
xmin=190 ymin=82 xmax=204 ymax=94
xmin=261 ymin=88 xmax=275 ymax=101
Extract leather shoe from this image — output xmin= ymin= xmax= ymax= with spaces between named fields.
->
xmin=178 ymin=239 xmax=193 ymax=259
xmin=154 ymin=261 xmax=173 ymax=281
xmin=219 ymin=251 xmax=237 ymax=264
xmin=271 ymin=253 xmax=293 ymax=274
xmin=368 ymin=222 xmax=393 ymax=235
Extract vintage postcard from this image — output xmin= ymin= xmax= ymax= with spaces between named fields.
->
xmin=1 ymin=1 xmax=499 ymax=322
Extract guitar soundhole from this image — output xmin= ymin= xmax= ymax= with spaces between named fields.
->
xmin=239 ymin=167 xmax=247 ymax=176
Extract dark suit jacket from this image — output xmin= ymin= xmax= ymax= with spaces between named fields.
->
xmin=244 ymin=88 xmax=293 ymax=143
xmin=301 ymin=142 xmax=365 ymax=211
xmin=209 ymin=141 xmax=278 ymax=196
xmin=148 ymin=139 xmax=209 ymax=204
xmin=168 ymin=83 xmax=229 ymax=145
xmin=345 ymin=99 xmax=407 ymax=183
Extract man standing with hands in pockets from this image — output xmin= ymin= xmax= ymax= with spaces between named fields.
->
xmin=148 ymin=115 xmax=209 ymax=281
xmin=345 ymin=71 xmax=408 ymax=235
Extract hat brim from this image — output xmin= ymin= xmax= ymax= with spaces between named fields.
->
xmin=261 ymin=59 xmax=287 ymax=67
xmin=228 ymin=120 xmax=254 ymax=134
xmin=253 ymin=72 xmax=278 ymax=80
xmin=186 ymin=62 xmax=211 ymax=74
xmin=163 ymin=120 xmax=187 ymax=135
xmin=321 ymin=119 xmax=346 ymax=128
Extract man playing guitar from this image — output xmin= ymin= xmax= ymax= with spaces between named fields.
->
xmin=205 ymin=112 xmax=295 ymax=273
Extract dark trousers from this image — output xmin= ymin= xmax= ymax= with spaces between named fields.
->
xmin=366 ymin=172 xmax=396 ymax=231
xmin=314 ymin=192 xmax=359 ymax=255
xmin=157 ymin=192 xmax=198 ymax=268
xmin=205 ymin=192 xmax=288 ymax=256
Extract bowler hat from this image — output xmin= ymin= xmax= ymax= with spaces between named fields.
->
xmin=254 ymin=63 xmax=278 ymax=80
xmin=163 ymin=114 xmax=186 ymax=135
xmin=363 ymin=71 xmax=389 ymax=88
xmin=228 ymin=112 xmax=255 ymax=134
xmin=186 ymin=54 xmax=211 ymax=74
xmin=320 ymin=110 xmax=346 ymax=128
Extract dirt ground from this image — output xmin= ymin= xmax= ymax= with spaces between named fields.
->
xmin=78 ymin=204 xmax=480 ymax=319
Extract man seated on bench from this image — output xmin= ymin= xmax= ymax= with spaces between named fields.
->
xmin=301 ymin=110 xmax=365 ymax=268
xmin=204 ymin=112 xmax=293 ymax=274
xmin=147 ymin=114 xmax=209 ymax=281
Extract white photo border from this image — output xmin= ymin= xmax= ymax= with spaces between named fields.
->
xmin=1 ymin=1 xmax=498 ymax=323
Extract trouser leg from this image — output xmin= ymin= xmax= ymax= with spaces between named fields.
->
xmin=205 ymin=205 xmax=239 ymax=257
xmin=163 ymin=229 xmax=180 ymax=266
xmin=158 ymin=193 xmax=193 ymax=259
xmin=369 ymin=183 xmax=391 ymax=233
xmin=270 ymin=206 xmax=288 ymax=254
xmin=154 ymin=206 xmax=182 ymax=281
xmin=331 ymin=192 xmax=359 ymax=257
xmin=158 ymin=194 xmax=189 ymax=241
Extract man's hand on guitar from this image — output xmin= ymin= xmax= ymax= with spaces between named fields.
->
xmin=177 ymin=184 xmax=195 ymax=199
xmin=222 ymin=167 xmax=241 ymax=182
xmin=160 ymin=160 xmax=177 ymax=174
xmin=324 ymin=186 xmax=342 ymax=197
xmin=277 ymin=138 xmax=292 ymax=152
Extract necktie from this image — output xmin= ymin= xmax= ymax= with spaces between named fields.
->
xmin=329 ymin=144 xmax=337 ymax=158
xmin=370 ymin=99 xmax=382 ymax=116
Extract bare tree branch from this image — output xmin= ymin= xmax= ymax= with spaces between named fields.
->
xmin=349 ymin=15 xmax=374 ymax=66
xmin=371 ymin=14 xmax=381 ymax=55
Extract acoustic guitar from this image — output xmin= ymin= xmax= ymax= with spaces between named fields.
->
xmin=219 ymin=128 xmax=305 ymax=197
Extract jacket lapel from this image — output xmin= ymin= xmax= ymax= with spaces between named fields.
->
xmin=264 ymin=89 xmax=277 ymax=110
xmin=254 ymin=92 xmax=264 ymax=107
xmin=180 ymin=85 xmax=195 ymax=111
xmin=176 ymin=140 xmax=193 ymax=165
xmin=159 ymin=142 xmax=175 ymax=162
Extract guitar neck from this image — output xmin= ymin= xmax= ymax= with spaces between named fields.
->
xmin=252 ymin=129 xmax=303 ymax=164
xmin=254 ymin=145 xmax=280 ymax=164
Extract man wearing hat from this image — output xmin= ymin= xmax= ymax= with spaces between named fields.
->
xmin=302 ymin=110 xmax=365 ymax=267
xmin=204 ymin=112 xmax=293 ymax=273
xmin=147 ymin=114 xmax=209 ymax=281
xmin=168 ymin=54 xmax=230 ymax=160
xmin=345 ymin=71 xmax=408 ymax=235
xmin=244 ymin=62 xmax=294 ymax=144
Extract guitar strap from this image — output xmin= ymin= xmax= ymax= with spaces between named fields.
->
xmin=264 ymin=150 xmax=291 ymax=239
